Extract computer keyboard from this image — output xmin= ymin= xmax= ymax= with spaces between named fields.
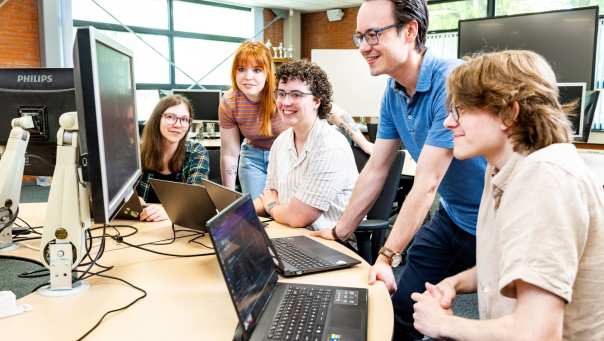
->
xmin=268 ymin=286 xmax=333 ymax=341
xmin=272 ymin=238 xmax=331 ymax=270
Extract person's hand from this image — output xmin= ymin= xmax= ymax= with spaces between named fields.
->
xmin=368 ymin=256 xmax=397 ymax=293
xmin=309 ymin=228 xmax=335 ymax=240
xmin=432 ymin=277 xmax=458 ymax=309
xmin=139 ymin=204 xmax=169 ymax=222
xmin=411 ymin=282 xmax=454 ymax=338
xmin=260 ymin=189 xmax=278 ymax=214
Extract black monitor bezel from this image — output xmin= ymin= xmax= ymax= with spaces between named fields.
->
xmin=457 ymin=6 xmax=599 ymax=90
xmin=73 ymin=26 xmax=142 ymax=224
xmin=172 ymin=89 xmax=221 ymax=121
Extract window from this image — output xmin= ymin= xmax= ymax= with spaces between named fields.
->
xmin=428 ymin=0 xmax=488 ymax=31
xmin=73 ymin=0 xmax=252 ymax=89
xmin=173 ymin=2 xmax=253 ymax=38
xmin=495 ymin=0 xmax=604 ymax=16
xmin=174 ymin=37 xmax=239 ymax=86
xmin=73 ymin=0 xmax=168 ymax=29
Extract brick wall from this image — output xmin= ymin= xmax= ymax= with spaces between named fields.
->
xmin=263 ymin=9 xmax=284 ymax=48
xmin=0 ymin=0 xmax=40 ymax=67
xmin=301 ymin=7 xmax=359 ymax=60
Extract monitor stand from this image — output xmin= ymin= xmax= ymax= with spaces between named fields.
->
xmin=38 ymin=112 xmax=91 ymax=296
xmin=0 ymin=116 xmax=34 ymax=252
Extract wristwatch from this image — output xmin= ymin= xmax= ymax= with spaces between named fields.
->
xmin=378 ymin=246 xmax=402 ymax=268
xmin=265 ymin=201 xmax=277 ymax=216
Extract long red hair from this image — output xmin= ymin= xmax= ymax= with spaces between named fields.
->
xmin=230 ymin=41 xmax=276 ymax=136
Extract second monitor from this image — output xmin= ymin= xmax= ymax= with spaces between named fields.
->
xmin=172 ymin=89 xmax=221 ymax=121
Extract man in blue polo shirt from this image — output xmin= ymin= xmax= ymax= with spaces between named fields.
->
xmin=311 ymin=0 xmax=486 ymax=339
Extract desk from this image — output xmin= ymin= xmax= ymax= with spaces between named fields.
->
xmin=3 ymin=203 xmax=393 ymax=341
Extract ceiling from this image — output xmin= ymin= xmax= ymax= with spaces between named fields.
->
xmin=210 ymin=0 xmax=362 ymax=13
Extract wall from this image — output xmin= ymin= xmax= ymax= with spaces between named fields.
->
xmin=0 ymin=0 xmax=40 ymax=67
xmin=301 ymin=7 xmax=358 ymax=60
xmin=263 ymin=9 xmax=283 ymax=47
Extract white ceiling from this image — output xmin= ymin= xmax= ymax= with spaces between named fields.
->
xmin=210 ymin=0 xmax=362 ymax=13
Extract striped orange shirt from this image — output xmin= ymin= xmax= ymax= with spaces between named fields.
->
xmin=219 ymin=89 xmax=286 ymax=150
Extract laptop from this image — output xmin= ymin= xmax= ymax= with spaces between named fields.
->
xmin=207 ymin=194 xmax=368 ymax=341
xmin=115 ymin=191 xmax=146 ymax=220
xmin=150 ymin=179 xmax=217 ymax=231
xmin=200 ymin=178 xmax=242 ymax=211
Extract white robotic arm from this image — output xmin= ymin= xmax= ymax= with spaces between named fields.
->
xmin=0 ymin=116 xmax=34 ymax=250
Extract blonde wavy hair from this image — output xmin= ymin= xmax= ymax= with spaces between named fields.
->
xmin=446 ymin=50 xmax=574 ymax=154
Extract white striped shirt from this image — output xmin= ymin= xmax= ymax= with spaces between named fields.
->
xmin=265 ymin=119 xmax=358 ymax=230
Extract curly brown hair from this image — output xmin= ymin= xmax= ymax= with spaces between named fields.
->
xmin=446 ymin=50 xmax=573 ymax=154
xmin=275 ymin=60 xmax=333 ymax=119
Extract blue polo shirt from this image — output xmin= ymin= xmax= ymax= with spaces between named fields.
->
xmin=377 ymin=49 xmax=486 ymax=235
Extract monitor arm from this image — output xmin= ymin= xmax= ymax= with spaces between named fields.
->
xmin=39 ymin=111 xmax=91 ymax=292
xmin=0 ymin=116 xmax=34 ymax=250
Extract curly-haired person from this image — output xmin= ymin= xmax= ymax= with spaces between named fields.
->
xmin=253 ymin=60 xmax=359 ymax=230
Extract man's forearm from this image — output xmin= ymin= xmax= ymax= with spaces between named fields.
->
xmin=440 ymin=314 xmax=517 ymax=341
xmin=383 ymin=183 xmax=438 ymax=253
xmin=449 ymin=266 xmax=477 ymax=294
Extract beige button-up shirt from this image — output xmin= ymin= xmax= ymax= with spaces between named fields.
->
xmin=265 ymin=119 xmax=358 ymax=230
xmin=476 ymin=143 xmax=604 ymax=340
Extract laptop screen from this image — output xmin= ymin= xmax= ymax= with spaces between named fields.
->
xmin=207 ymin=194 xmax=278 ymax=333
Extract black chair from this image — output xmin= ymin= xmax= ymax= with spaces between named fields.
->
xmin=206 ymin=148 xmax=222 ymax=184
xmin=351 ymin=146 xmax=404 ymax=264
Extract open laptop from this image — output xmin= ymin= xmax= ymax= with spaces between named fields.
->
xmin=207 ymin=194 xmax=368 ymax=341
xmin=150 ymin=179 xmax=217 ymax=231
xmin=200 ymin=178 xmax=242 ymax=211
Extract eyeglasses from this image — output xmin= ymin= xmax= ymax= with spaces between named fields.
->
xmin=162 ymin=113 xmax=191 ymax=126
xmin=449 ymin=104 xmax=463 ymax=124
xmin=352 ymin=24 xmax=402 ymax=48
xmin=275 ymin=89 xmax=313 ymax=101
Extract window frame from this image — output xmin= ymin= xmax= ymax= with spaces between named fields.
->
xmin=73 ymin=0 xmax=250 ymax=91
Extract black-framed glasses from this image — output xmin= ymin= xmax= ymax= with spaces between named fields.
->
xmin=162 ymin=113 xmax=191 ymax=126
xmin=352 ymin=23 xmax=402 ymax=48
xmin=275 ymin=89 xmax=313 ymax=101
xmin=449 ymin=104 xmax=462 ymax=124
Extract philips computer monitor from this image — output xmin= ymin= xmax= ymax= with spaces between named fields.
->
xmin=172 ymin=89 xmax=221 ymax=121
xmin=558 ymin=82 xmax=587 ymax=138
xmin=0 ymin=68 xmax=76 ymax=175
xmin=74 ymin=27 xmax=142 ymax=224
xmin=458 ymin=6 xmax=599 ymax=90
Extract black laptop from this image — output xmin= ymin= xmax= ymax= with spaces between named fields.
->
xmin=207 ymin=194 xmax=368 ymax=341
xmin=150 ymin=179 xmax=217 ymax=231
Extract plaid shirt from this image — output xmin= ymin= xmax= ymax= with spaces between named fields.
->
xmin=137 ymin=140 xmax=209 ymax=202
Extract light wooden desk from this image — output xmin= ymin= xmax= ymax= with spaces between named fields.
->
xmin=2 ymin=203 xmax=393 ymax=341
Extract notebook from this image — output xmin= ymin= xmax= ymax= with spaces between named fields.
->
xmin=207 ymin=194 xmax=368 ymax=341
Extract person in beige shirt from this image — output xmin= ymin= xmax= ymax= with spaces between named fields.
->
xmin=411 ymin=50 xmax=604 ymax=340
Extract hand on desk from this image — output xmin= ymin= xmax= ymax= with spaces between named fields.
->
xmin=309 ymin=228 xmax=335 ymax=240
xmin=411 ymin=282 xmax=454 ymax=339
xmin=139 ymin=204 xmax=169 ymax=222
xmin=368 ymin=256 xmax=398 ymax=293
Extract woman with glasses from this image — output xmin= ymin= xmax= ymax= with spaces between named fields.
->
xmin=219 ymin=41 xmax=287 ymax=199
xmin=137 ymin=94 xmax=209 ymax=221
xmin=253 ymin=60 xmax=358 ymax=230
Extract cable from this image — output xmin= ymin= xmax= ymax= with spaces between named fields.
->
xmin=188 ymin=235 xmax=213 ymax=249
xmin=73 ymin=270 xmax=147 ymax=341
xmin=111 ymin=234 xmax=214 ymax=257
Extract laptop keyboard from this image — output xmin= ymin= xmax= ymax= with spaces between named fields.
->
xmin=268 ymin=286 xmax=333 ymax=340
xmin=272 ymin=238 xmax=331 ymax=270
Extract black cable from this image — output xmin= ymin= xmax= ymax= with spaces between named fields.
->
xmin=111 ymin=235 xmax=214 ymax=257
xmin=188 ymin=235 xmax=214 ymax=249
xmin=13 ymin=236 xmax=41 ymax=242
xmin=73 ymin=270 xmax=147 ymax=341
xmin=16 ymin=217 xmax=42 ymax=235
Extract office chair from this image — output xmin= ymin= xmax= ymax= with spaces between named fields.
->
xmin=207 ymin=148 xmax=222 ymax=184
xmin=351 ymin=146 xmax=404 ymax=264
